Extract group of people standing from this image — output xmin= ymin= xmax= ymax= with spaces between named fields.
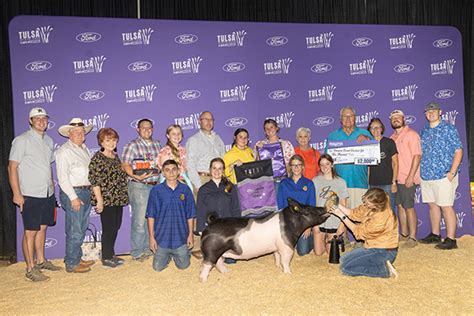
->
xmin=8 ymin=101 xmax=462 ymax=282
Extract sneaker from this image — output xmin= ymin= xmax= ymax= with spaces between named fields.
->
xmin=66 ymin=263 xmax=91 ymax=273
xmin=26 ymin=268 xmax=50 ymax=282
xmin=419 ymin=232 xmax=441 ymax=244
xmin=80 ymin=259 xmax=95 ymax=267
xmin=35 ymin=260 xmax=62 ymax=271
xmin=399 ymin=234 xmax=409 ymax=242
xmin=102 ymin=259 xmax=118 ymax=268
xmin=385 ymin=260 xmax=398 ymax=279
xmin=132 ymin=252 xmax=151 ymax=262
xmin=403 ymin=237 xmax=418 ymax=248
xmin=435 ymin=237 xmax=458 ymax=250
xmin=112 ymin=256 xmax=125 ymax=265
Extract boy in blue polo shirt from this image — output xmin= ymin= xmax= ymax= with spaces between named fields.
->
xmin=146 ymin=159 xmax=196 ymax=271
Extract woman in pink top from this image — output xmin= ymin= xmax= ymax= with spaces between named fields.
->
xmin=157 ymin=124 xmax=192 ymax=189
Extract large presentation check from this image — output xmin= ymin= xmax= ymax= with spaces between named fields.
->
xmin=327 ymin=140 xmax=380 ymax=165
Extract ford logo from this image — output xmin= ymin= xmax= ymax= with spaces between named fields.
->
xmin=313 ymin=116 xmax=335 ymax=127
xmin=405 ymin=115 xmax=417 ymax=125
xmin=130 ymin=118 xmax=155 ymax=129
xmin=268 ymin=90 xmax=291 ymax=100
xmin=454 ymin=191 xmax=461 ymax=200
xmin=225 ymin=117 xmax=248 ymax=128
xmin=47 ymin=121 xmax=56 ymax=130
xmin=394 ymin=63 xmax=415 ymax=73
xmin=75 ymin=32 xmax=102 ymax=43
xmin=222 ymin=62 xmax=246 ymax=73
xmin=266 ymin=36 xmax=289 ymax=46
xmin=25 ymin=61 xmax=52 ymax=72
xmin=128 ymin=61 xmax=152 ymax=72
xmin=177 ymin=90 xmax=201 ymax=101
xmin=354 ymin=89 xmax=375 ymax=100
xmin=45 ymin=238 xmax=58 ymax=248
xmin=435 ymin=89 xmax=455 ymax=99
xmin=352 ymin=37 xmax=373 ymax=47
xmin=433 ymin=38 xmax=453 ymax=48
xmin=311 ymin=63 xmax=332 ymax=73
xmin=79 ymin=90 xmax=105 ymax=101
xmin=174 ymin=34 xmax=199 ymax=44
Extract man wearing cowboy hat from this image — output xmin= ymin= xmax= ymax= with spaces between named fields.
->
xmin=8 ymin=107 xmax=62 ymax=282
xmin=56 ymin=118 xmax=95 ymax=273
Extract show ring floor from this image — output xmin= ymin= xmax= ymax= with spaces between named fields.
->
xmin=1 ymin=235 xmax=473 ymax=315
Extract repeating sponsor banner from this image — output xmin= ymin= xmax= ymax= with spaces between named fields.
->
xmin=9 ymin=16 xmax=471 ymax=260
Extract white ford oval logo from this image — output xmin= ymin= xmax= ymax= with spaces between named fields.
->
xmin=435 ymin=89 xmax=455 ymax=99
xmin=79 ymin=90 xmax=105 ymax=101
xmin=128 ymin=61 xmax=152 ymax=72
xmin=266 ymin=36 xmax=289 ymax=46
xmin=354 ymin=89 xmax=375 ymax=100
xmin=352 ymin=37 xmax=373 ymax=47
xmin=433 ymin=38 xmax=453 ymax=48
xmin=45 ymin=238 xmax=58 ymax=248
xmin=225 ymin=117 xmax=248 ymax=128
xmin=130 ymin=118 xmax=155 ymax=129
xmin=313 ymin=116 xmax=335 ymax=127
xmin=47 ymin=121 xmax=56 ymax=130
xmin=174 ymin=34 xmax=199 ymax=44
xmin=222 ymin=62 xmax=246 ymax=73
xmin=177 ymin=90 xmax=201 ymax=101
xmin=405 ymin=115 xmax=417 ymax=125
xmin=268 ymin=90 xmax=291 ymax=100
xmin=25 ymin=61 xmax=52 ymax=72
xmin=311 ymin=63 xmax=332 ymax=73
xmin=394 ymin=63 xmax=415 ymax=73
xmin=75 ymin=32 xmax=102 ymax=43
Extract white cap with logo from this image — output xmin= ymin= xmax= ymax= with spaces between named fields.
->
xmin=29 ymin=107 xmax=49 ymax=119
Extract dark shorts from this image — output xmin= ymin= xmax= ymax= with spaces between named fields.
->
xmin=395 ymin=184 xmax=417 ymax=209
xmin=22 ymin=195 xmax=56 ymax=231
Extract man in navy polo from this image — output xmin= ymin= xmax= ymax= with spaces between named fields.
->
xmin=146 ymin=159 xmax=196 ymax=271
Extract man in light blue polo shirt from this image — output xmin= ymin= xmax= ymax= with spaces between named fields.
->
xmin=8 ymin=107 xmax=61 ymax=282
xmin=327 ymin=106 xmax=372 ymax=208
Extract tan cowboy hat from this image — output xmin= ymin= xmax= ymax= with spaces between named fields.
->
xmin=58 ymin=118 xmax=93 ymax=137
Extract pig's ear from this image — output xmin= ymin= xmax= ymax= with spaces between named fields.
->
xmin=288 ymin=198 xmax=301 ymax=212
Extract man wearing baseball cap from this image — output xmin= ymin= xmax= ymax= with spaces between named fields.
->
xmin=419 ymin=102 xmax=463 ymax=249
xmin=8 ymin=107 xmax=61 ymax=282
xmin=389 ymin=109 xmax=422 ymax=248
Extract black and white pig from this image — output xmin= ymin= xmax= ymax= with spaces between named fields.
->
xmin=199 ymin=197 xmax=331 ymax=282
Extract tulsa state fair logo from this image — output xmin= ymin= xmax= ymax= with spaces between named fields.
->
xmin=389 ymin=33 xmax=416 ymax=49
xmin=125 ymin=84 xmax=157 ymax=103
xmin=75 ymin=32 xmax=102 ymax=43
xmin=266 ymin=112 xmax=294 ymax=129
xmin=172 ymin=56 xmax=202 ymax=74
xmin=266 ymin=36 xmax=288 ymax=46
xmin=73 ymin=56 xmax=106 ymax=74
xmin=441 ymin=211 xmax=466 ymax=229
xmin=18 ymin=26 xmax=53 ymax=44
xmin=268 ymin=90 xmax=291 ymax=100
xmin=83 ymin=113 xmax=110 ymax=132
xmin=431 ymin=59 xmax=456 ymax=75
xmin=306 ymin=32 xmax=333 ymax=48
xmin=391 ymin=84 xmax=417 ymax=101
xmin=356 ymin=110 xmax=379 ymax=128
xmin=349 ymin=58 xmax=376 ymax=75
xmin=79 ymin=90 xmax=105 ymax=102
xmin=264 ymin=58 xmax=292 ymax=75
xmin=308 ymin=85 xmax=336 ymax=102
xmin=174 ymin=34 xmax=198 ymax=44
xmin=25 ymin=61 xmax=52 ymax=72
xmin=435 ymin=89 xmax=455 ymax=99
xmin=310 ymin=139 xmax=327 ymax=151
xmin=220 ymin=84 xmax=250 ymax=102
xmin=23 ymin=84 xmax=57 ymax=104
xmin=354 ymin=89 xmax=375 ymax=100
xmin=174 ymin=112 xmax=202 ymax=130
xmin=433 ymin=38 xmax=453 ymax=48
xmin=352 ymin=37 xmax=373 ymax=47
xmin=441 ymin=110 xmax=458 ymax=125
xmin=122 ymin=28 xmax=154 ymax=45
xmin=217 ymin=30 xmax=247 ymax=47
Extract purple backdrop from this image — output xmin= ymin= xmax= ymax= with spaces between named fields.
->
xmin=9 ymin=16 xmax=471 ymax=260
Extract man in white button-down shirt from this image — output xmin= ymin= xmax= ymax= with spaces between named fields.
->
xmin=56 ymin=118 xmax=95 ymax=273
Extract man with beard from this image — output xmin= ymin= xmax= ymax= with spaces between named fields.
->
xmin=389 ymin=110 xmax=421 ymax=248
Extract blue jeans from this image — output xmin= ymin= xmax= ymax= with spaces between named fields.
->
xmin=296 ymin=233 xmax=313 ymax=256
xmin=152 ymin=244 xmax=190 ymax=271
xmin=128 ymin=181 xmax=153 ymax=258
xmin=60 ymin=188 xmax=91 ymax=270
xmin=340 ymin=247 xmax=397 ymax=278
xmin=370 ymin=184 xmax=395 ymax=212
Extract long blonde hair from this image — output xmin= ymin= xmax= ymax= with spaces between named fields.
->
xmin=165 ymin=124 xmax=183 ymax=166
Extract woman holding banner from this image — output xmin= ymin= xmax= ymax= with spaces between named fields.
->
xmin=223 ymin=128 xmax=255 ymax=184
xmin=277 ymin=154 xmax=316 ymax=256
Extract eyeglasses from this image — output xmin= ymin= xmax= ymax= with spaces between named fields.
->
xmin=69 ymin=122 xmax=85 ymax=127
